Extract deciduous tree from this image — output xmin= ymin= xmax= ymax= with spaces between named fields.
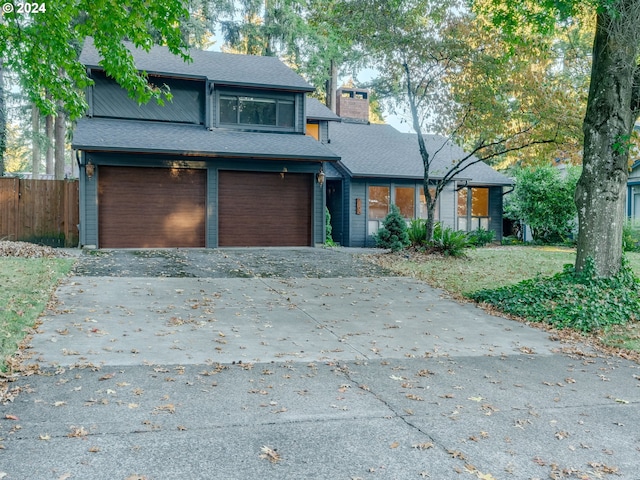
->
xmin=478 ymin=0 xmax=640 ymax=277
xmin=329 ymin=0 xmax=559 ymax=242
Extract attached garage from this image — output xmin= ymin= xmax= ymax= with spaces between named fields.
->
xmin=98 ymin=166 xmax=206 ymax=248
xmin=218 ymin=170 xmax=312 ymax=247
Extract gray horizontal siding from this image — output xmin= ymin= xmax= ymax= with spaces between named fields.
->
xmin=92 ymin=72 xmax=205 ymax=124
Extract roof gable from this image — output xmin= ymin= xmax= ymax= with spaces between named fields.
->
xmin=328 ymin=122 xmax=512 ymax=185
xmin=80 ymin=37 xmax=314 ymax=92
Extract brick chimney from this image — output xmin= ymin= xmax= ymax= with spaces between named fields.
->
xmin=336 ymin=88 xmax=370 ymax=123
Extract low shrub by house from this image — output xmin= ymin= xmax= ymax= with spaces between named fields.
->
xmin=375 ymin=205 xmax=410 ymax=252
xmin=466 ymin=228 xmax=495 ymax=247
xmin=430 ymin=222 xmax=468 ymax=257
xmin=407 ymin=218 xmax=428 ymax=246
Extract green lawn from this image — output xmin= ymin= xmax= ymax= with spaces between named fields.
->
xmin=373 ymin=246 xmax=640 ymax=353
xmin=381 ymin=246 xmax=586 ymax=297
xmin=0 ymin=257 xmax=74 ymax=371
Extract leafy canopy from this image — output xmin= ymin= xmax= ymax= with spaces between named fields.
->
xmin=0 ymin=1 xmax=191 ymax=119
xmin=505 ymin=165 xmax=581 ymax=243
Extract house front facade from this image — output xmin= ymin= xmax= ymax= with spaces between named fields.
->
xmin=73 ymin=42 xmax=511 ymax=249
xmin=73 ymin=39 xmax=338 ymax=248
xmin=323 ymin=89 xmax=512 ymax=247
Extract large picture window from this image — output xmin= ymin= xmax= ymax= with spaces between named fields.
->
xmin=394 ymin=187 xmax=415 ymax=219
xmin=368 ymin=186 xmax=390 ymax=235
xmin=219 ymin=94 xmax=295 ymax=128
xmin=458 ymin=187 xmax=489 ymax=231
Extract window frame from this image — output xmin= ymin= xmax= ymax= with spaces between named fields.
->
xmin=216 ymin=89 xmax=297 ymax=132
xmin=458 ymin=186 xmax=490 ymax=231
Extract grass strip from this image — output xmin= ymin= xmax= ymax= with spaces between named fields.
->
xmin=0 ymin=257 xmax=74 ymax=371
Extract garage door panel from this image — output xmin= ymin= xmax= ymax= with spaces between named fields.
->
xmin=99 ymin=166 xmax=206 ymax=248
xmin=218 ymin=171 xmax=312 ymax=247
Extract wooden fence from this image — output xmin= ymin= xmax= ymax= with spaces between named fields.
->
xmin=0 ymin=178 xmax=79 ymax=247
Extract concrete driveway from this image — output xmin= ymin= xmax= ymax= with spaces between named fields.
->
xmin=1 ymin=248 xmax=639 ymax=479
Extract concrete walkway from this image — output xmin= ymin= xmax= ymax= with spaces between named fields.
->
xmin=1 ymin=248 xmax=639 ymax=479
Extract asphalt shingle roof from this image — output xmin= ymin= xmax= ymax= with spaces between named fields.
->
xmin=80 ymin=38 xmax=314 ymax=92
xmin=328 ymin=122 xmax=512 ymax=185
xmin=305 ymin=97 xmax=341 ymax=121
xmin=72 ymin=118 xmax=340 ymax=162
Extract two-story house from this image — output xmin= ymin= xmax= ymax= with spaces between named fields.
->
xmin=73 ymin=38 xmax=339 ymax=248
xmin=73 ymin=40 xmax=512 ymax=249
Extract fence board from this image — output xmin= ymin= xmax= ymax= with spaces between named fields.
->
xmin=0 ymin=178 xmax=79 ymax=247
xmin=0 ymin=178 xmax=19 ymax=241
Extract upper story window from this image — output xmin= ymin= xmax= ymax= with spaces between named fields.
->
xmin=219 ymin=94 xmax=295 ymax=128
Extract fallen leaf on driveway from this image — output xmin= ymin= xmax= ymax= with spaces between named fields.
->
xmin=390 ymin=441 xmax=400 ymax=449
xmin=259 ymin=445 xmax=281 ymax=463
xmin=406 ymin=394 xmax=423 ymax=401
xmin=153 ymin=404 xmax=175 ymax=414
xmin=4 ymin=414 xmax=19 ymax=421
xmin=67 ymin=426 xmax=88 ymax=438
xmin=412 ymin=442 xmax=434 ymax=450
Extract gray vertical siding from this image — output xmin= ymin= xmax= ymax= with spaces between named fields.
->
xmin=439 ymin=182 xmax=456 ymax=230
xmin=80 ymin=157 xmax=98 ymax=247
xmin=341 ymin=178 xmax=352 ymax=246
xmin=319 ymin=122 xmax=329 ymax=143
xmin=314 ymin=180 xmax=325 ymax=245
xmin=207 ymin=167 xmax=217 ymax=247
xmin=349 ymin=181 xmax=367 ymax=247
xmin=91 ymin=72 xmax=205 ymax=124
xmin=489 ymin=186 xmax=503 ymax=240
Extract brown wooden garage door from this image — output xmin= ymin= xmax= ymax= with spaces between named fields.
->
xmin=99 ymin=166 xmax=206 ymax=248
xmin=218 ymin=171 xmax=312 ymax=247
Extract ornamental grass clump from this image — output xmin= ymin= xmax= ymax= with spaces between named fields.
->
xmin=469 ymin=257 xmax=640 ymax=333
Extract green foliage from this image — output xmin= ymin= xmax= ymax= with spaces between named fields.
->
xmin=375 ymin=204 xmax=411 ymax=252
xmin=470 ymin=257 xmax=640 ymax=333
xmin=466 ymin=228 xmax=495 ymax=247
xmin=325 ymin=206 xmax=337 ymax=247
xmin=623 ymin=221 xmax=640 ymax=253
xmin=505 ymin=165 xmax=580 ymax=243
xmin=0 ymin=1 xmax=191 ymax=119
xmin=407 ymin=218 xmax=428 ymax=246
xmin=430 ymin=222 xmax=469 ymax=257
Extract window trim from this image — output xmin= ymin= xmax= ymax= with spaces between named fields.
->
xmin=215 ymin=89 xmax=297 ymax=132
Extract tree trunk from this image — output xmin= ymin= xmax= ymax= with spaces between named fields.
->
xmin=54 ymin=106 xmax=66 ymax=180
xmin=45 ymin=113 xmax=54 ymax=175
xmin=326 ymin=59 xmax=337 ymax=112
xmin=31 ymin=104 xmax=40 ymax=179
xmin=574 ymin=2 xmax=640 ymax=277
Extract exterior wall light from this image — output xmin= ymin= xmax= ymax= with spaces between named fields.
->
xmin=86 ymin=162 xmax=95 ymax=179
xmin=317 ymin=167 xmax=325 ymax=186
